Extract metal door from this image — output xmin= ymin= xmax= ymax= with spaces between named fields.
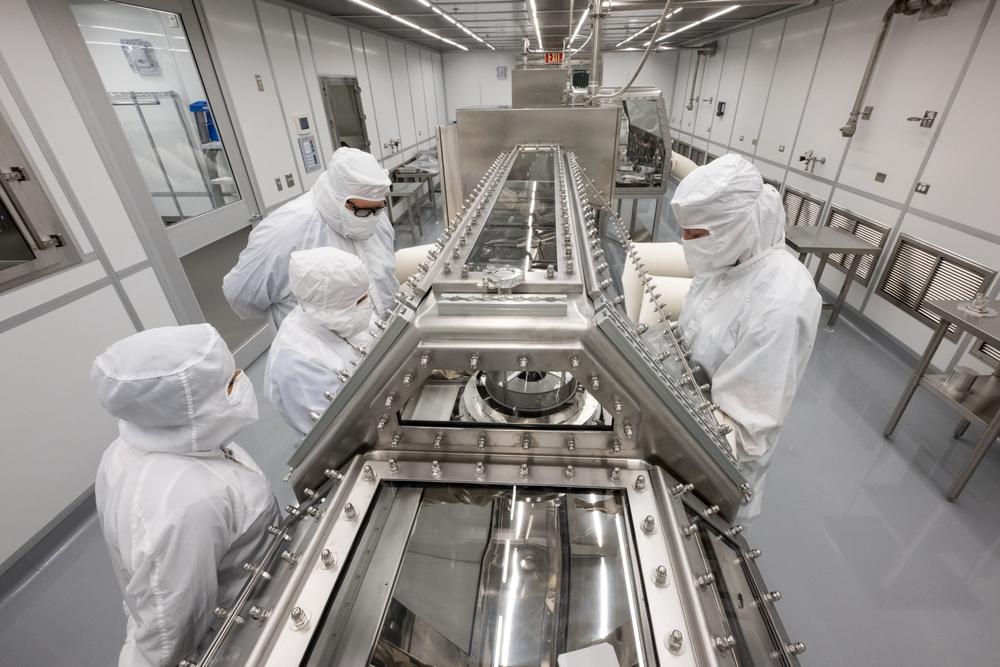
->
xmin=64 ymin=0 xmax=269 ymax=359
xmin=319 ymin=76 xmax=371 ymax=153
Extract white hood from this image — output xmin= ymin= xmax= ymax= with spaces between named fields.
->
xmin=289 ymin=246 xmax=371 ymax=338
xmin=671 ymin=154 xmax=785 ymax=275
xmin=91 ymin=324 xmax=258 ymax=454
xmin=311 ymin=147 xmax=392 ymax=240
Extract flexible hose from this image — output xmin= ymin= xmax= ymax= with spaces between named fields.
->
xmin=587 ymin=0 xmax=674 ymax=103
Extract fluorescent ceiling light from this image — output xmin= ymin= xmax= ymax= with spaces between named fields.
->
xmin=571 ymin=8 xmax=589 ymax=41
xmin=417 ymin=0 xmax=494 ymax=49
xmin=615 ymin=8 xmax=681 ymax=47
xmin=648 ymin=5 xmax=739 ymax=45
xmin=350 ymin=0 xmax=482 ymax=50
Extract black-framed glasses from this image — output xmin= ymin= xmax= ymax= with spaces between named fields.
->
xmin=346 ymin=199 xmax=385 ymax=218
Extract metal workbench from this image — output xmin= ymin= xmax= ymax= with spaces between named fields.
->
xmin=884 ymin=298 xmax=1000 ymax=500
xmin=784 ymin=225 xmax=882 ymax=331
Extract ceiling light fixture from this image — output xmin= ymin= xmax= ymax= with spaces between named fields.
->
xmin=614 ymin=8 xmax=681 ymax=48
xmin=570 ymin=8 xmax=589 ymax=41
xmin=414 ymin=0 xmax=495 ymax=49
xmin=528 ymin=0 xmax=544 ymax=50
xmin=646 ymin=5 xmax=739 ymax=46
xmin=348 ymin=0 xmax=477 ymax=50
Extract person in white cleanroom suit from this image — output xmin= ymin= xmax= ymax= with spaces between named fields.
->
xmin=223 ymin=147 xmax=398 ymax=330
xmin=264 ymin=246 xmax=377 ymax=437
xmin=92 ymin=324 xmax=280 ymax=667
xmin=674 ymin=154 xmax=822 ymax=519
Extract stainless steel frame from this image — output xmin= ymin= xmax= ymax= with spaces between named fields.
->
xmin=196 ymin=111 xmax=805 ymax=665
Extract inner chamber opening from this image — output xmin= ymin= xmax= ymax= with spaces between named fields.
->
xmin=373 ymin=486 xmax=646 ymax=667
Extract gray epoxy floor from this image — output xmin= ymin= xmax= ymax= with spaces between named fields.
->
xmin=3 ymin=190 xmax=1000 ymax=665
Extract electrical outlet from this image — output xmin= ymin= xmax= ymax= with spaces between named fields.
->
xmin=752 ymin=138 xmax=757 ymax=146
xmin=255 ymin=75 xmax=264 ymax=92
xmin=285 ymin=173 xmax=295 ymax=187
xmin=779 ymin=145 xmax=785 ymax=152
xmin=915 ymin=182 xmax=930 ymax=194
xmin=739 ymin=135 xmax=744 ymax=142
xmin=168 ymin=14 xmax=179 ymax=28
xmin=275 ymin=177 xmax=283 ymax=191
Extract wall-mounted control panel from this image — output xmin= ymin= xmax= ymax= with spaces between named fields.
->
xmin=294 ymin=114 xmax=312 ymax=135
xmin=299 ymin=135 xmax=321 ymax=173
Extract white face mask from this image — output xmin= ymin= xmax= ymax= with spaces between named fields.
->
xmin=331 ymin=299 xmax=371 ymax=338
xmin=682 ymin=234 xmax=716 ymax=275
xmin=340 ymin=207 xmax=377 ymax=240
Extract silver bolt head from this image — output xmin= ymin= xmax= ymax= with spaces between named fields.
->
xmin=387 ymin=458 xmax=398 ymax=472
xmin=667 ymin=629 xmax=684 ymax=655
xmin=431 ymin=460 xmax=441 ymax=475
xmin=642 ymin=515 xmax=655 ymax=533
xmin=362 ymin=464 xmax=375 ymax=480
xmin=788 ymin=642 xmax=806 ymax=655
xmin=634 ymin=475 xmax=646 ymax=491
xmin=476 ymin=461 xmax=485 ymax=475
xmin=564 ymin=465 xmax=575 ymax=478
xmin=344 ymin=503 xmax=357 ymax=519
xmin=519 ymin=463 xmax=529 ymax=478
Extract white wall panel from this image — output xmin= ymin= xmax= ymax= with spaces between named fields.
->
xmin=0 ymin=0 xmax=144 ymax=269
xmin=0 ymin=286 xmax=136 ymax=566
xmin=477 ymin=52 xmax=516 ymax=108
xmin=790 ymin=1 xmax=890 ymax=181
xmin=348 ymin=28 xmax=380 ymax=160
xmin=420 ymin=50 xmax=439 ymax=135
xmin=433 ymin=53 xmax=447 ymax=125
xmin=257 ymin=2 xmax=322 ymax=190
xmin=913 ymin=6 xmax=1000 ymax=232
xmin=291 ymin=12 xmax=333 ymax=166
xmin=692 ymin=39 xmax=726 ymax=139
xmin=202 ymin=0 xmax=302 ymax=208
xmin=755 ymin=8 xmax=829 ymax=166
xmin=405 ymin=45 xmax=430 ymax=146
xmin=362 ymin=33 xmax=401 ymax=166
xmin=387 ymin=40 xmax=417 ymax=160
xmin=837 ymin=0 xmax=991 ymax=203
xmin=305 ymin=14 xmax=355 ymax=77
xmin=121 ymin=267 xmax=178 ymax=330
xmin=442 ymin=52 xmax=480 ymax=121
xmin=0 ymin=261 xmax=105 ymax=321
xmin=730 ymin=20 xmax=784 ymax=155
xmin=669 ymin=50 xmax=692 ymax=130
xmin=708 ymin=29 xmax=750 ymax=148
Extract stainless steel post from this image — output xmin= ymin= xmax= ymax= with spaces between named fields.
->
xmin=947 ymin=413 xmax=1000 ymax=501
xmin=840 ymin=3 xmax=896 ymax=137
xmin=883 ymin=319 xmax=949 ymax=437
xmin=588 ymin=1 xmax=602 ymax=96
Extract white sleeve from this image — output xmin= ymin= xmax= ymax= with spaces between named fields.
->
xmin=222 ymin=217 xmax=295 ymax=320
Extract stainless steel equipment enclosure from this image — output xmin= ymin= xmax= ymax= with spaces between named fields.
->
xmin=194 ymin=106 xmax=805 ymax=667
xmin=511 ymin=67 xmax=571 ymax=108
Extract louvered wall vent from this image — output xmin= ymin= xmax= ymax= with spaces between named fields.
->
xmin=783 ymin=186 xmax=825 ymax=227
xmin=823 ymin=206 xmax=890 ymax=287
xmin=877 ymin=234 xmax=997 ymax=341
xmin=974 ymin=339 xmax=1000 ymax=367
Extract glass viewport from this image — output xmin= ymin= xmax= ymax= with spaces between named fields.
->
xmin=397 ymin=367 xmax=612 ymax=431
xmin=684 ymin=505 xmax=789 ymax=666
xmin=616 ymin=100 xmax=666 ymax=189
xmin=374 ymin=486 xmax=646 ymax=667
xmin=466 ymin=150 xmax=558 ymax=273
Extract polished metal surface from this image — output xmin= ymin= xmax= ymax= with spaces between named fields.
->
xmin=194 ymin=130 xmax=802 ymax=665
xmin=511 ymin=67 xmax=571 ymax=108
xmin=455 ymin=108 xmax=620 ymax=204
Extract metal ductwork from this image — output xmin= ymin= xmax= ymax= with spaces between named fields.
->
xmin=840 ymin=0 xmax=954 ymax=137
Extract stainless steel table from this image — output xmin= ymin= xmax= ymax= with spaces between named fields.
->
xmin=784 ymin=225 xmax=883 ymax=331
xmin=884 ymin=299 xmax=1000 ymax=500
xmin=394 ymin=170 xmax=437 ymax=221
xmin=386 ymin=181 xmax=423 ymax=243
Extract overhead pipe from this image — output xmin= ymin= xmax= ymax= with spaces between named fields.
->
xmin=586 ymin=0 xmax=676 ymax=105
xmin=840 ymin=0 xmax=951 ymax=137
xmin=686 ymin=51 xmax=702 ymax=110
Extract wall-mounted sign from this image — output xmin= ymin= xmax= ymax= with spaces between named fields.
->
xmin=544 ymin=52 xmax=563 ymax=64
xmin=497 ymin=66 xmax=507 ymax=80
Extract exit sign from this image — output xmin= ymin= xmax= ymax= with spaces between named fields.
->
xmin=544 ymin=52 xmax=563 ymax=64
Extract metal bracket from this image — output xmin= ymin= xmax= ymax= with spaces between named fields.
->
xmin=1 ymin=166 xmax=28 ymax=182
xmin=907 ymin=111 xmax=937 ymax=128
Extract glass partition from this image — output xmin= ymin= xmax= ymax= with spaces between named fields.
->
xmin=374 ymin=485 xmax=647 ymax=667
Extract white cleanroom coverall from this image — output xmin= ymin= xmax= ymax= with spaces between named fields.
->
xmin=222 ymin=147 xmax=397 ymax=330
xmin=674 ymin=154 xmax=822 ymax=518
xmin=264 ymin=246 xmax=377 ymax=437
xmin=92 ymin=324 xmax=280 ymax=667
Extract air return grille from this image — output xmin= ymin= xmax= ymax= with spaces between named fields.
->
xmin=783 ymin=186 xmax=825 ymax=227
xmin=824 ymin=206 xmax=890 ymax=287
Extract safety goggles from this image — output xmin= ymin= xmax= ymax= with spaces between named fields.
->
xmin=346 ymin=200 xmax=385 ymax=218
